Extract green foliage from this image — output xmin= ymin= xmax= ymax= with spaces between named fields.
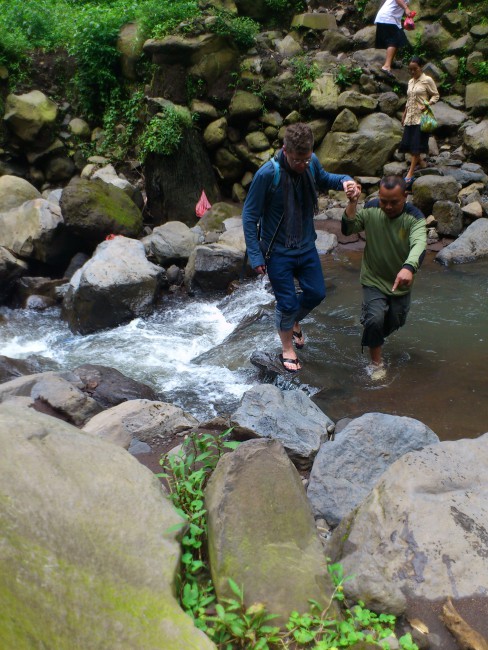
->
xmin=334 ymin=64 xmax=363 ymax=89
xmin=355 ymin=0 xmax=368 ymax=14
xmin=158 ymin=430 xmax=239 ymax=623
xmin=473 ymin=60 xmax=488 ymax=81
xmin=205 ymin=580 xmax=281 ymax=648
xmin=68 ymin=3 xmax=129 ymax=116
xmin=137 ymin=105 xmax=193 ymax=160
xmin=136 ymin=0 xmax=200 ymax=40
xmin=96 ymin=89 xmax=145 ymax=160
xmin=212 ymin=12 xmax=260 ymax=50
xmin=291 ymin=56 xmax=321 ymax=94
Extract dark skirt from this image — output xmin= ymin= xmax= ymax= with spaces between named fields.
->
xmin=398 ymin=124 xmax=430 ymax=155
xmin=375 ymin=23 xmax=409 ymax=49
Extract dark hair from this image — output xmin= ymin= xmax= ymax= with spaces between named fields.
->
xmin=380 ymin=175 xmax=407 ymax=192
xmin=283 ymin=123 xmax=314 ymax=154
xmin=409 ymin=56 xmax=424 ymax=67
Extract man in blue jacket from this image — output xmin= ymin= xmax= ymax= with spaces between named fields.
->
xmin=243 ymin=123 xmax=359 ymax=373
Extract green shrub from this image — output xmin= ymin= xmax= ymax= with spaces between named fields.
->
xmin=291 ymin=56 xmax=321 ymax=94
xmin=473 ymin=60 xmax=488 ymax=81
xmin=334 ymin=64 xmax=362 ymax=89
xmin=136 ymin=0 xmax=200 ymax=39
xmin=212 ymin=12 xmax=260 ymax=50
xmin=138 ymin=105 xmax=193 ymax=159
xmin=68 ymin=4 xmax=129 ymax=116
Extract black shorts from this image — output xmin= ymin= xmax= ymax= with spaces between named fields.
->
xmin=375 ymin=23 xmax=409 ymax=49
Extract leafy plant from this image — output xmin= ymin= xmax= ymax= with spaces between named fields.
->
xmin=158 ymin=429 xmax=239 ymax=623
xmin=137 ymin=104 xmax=194 ymax=159
xmin=96 ymin=89 xmax=145 ymax=160
xmin=136 ymin=0 xmax=200 ymax=40
xmin=291 ymin=56 xmax=321 ymax=94
xmin=473 ymin=60 xmax=488 ymax=81
xmin=334 ymin=64 xmax=362 ymax=89
xmin=212 ymin=12 xmax=260 ymax=50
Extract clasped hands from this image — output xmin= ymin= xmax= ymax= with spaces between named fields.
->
xmin=343 ymin=180 xmax=362 ymax=202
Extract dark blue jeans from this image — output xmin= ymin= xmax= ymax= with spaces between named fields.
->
xmin=266 ymin=247 xmax=326 ymax=331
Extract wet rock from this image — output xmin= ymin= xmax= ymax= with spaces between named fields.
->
xmin=184 ymin=243 xmax=244 ymax=292
xmin=0 ymin=247 xmax=28 ymax=303
xmin=436 ymin=217 xmax=488 ymax=265
xmin=142 ymin=221 xmax=200 ymax=265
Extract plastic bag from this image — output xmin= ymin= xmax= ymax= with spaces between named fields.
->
xmin=404 ymin=16 xmax=415 ymax=30
xmin=195 ymin=190 xmax=212 ymax=218
xmin=420 ymin=104 xmax=438 ymax=133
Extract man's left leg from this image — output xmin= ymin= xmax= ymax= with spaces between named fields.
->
xmin=384 ymin=291 xmax=412 ymax=340
xmin=293 ymin=248 xmax=326 ymax=347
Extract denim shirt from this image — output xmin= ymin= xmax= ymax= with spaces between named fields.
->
xmin=242 ymin=154 xmax=352 ymax=269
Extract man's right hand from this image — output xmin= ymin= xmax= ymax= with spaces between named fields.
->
xmin=254 ymin=265 xmax=266 ymax=275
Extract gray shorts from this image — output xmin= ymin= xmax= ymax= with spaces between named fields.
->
xmin=360 ymin=285 xmax=411 ymax=349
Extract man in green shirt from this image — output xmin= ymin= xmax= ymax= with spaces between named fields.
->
xmin=342 ymin=175 xmax=426 ymax=380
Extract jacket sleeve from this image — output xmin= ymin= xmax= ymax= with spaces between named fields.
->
xmin=404 ymin=215 xmax=427 ymax=272
xmin=312 ymin=154 xmax=353 ymax=192
xmin=242 ymin=164 xmax=272 ymax=269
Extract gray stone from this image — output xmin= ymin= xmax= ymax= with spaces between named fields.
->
xmin=315 ymin=231 xmax=338 ymax=254
xmin=325 ymin=434 xmax=488 ymax=645
xmin=310 ymin=73 xmax=339 ymax=114
xmin=463 ymin=119 xmax=488 ymax=161
xmin=331 ymin=108 xmax=358 ymax=133
xmin=412 ymin=175 xmax=461 ymax=215
xmin=142 ymin=221 xmax=200 ymax=265
xmin=436 ymin=218 xmax=488 ymax=265
xmin=308 ymin=412 xmax=439 ymax=526
xmin=337 ymin=90 xmax=378 ymax=114
xmin=0 ymin=247 xmax=28 ymax=303
xmin=465 ymin=82 xmax=488 ymax=113
xmin=83 ymin=399 xmax=199 ymax=448
xmin=291 ymin=13 xmax=337 ymax=30
xmin=230 ymin=384 xmax=333 ymax=468
xmin=203 ymin=117 xmax=227 ymax=149
xmin=63 ymin=237 xmax=165 ymax=334
xmin=206 ymin=438 xmax=338 ymax=624
xmin=228 ymin=90 xmax=263 ymax=121
xmin=184 ymin=243 xmax=243 ymax=292
xmin=0 ymin=175 xmax=41 ymax=211
xmin=431 ymin=101 xmax=467 ymax=128
xmin=432 ymin=201 xmax=463 ymax=237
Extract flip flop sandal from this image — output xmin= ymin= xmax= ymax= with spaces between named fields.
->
xmin=279 ymin=354 xmax=302 ymax=373
xmin=292 ymin=329 xmax=305 ymax=349
xmin=381 ymin=68 xmax=396 ymax=79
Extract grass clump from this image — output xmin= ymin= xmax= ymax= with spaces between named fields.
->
xmin=137 ymin=104 xmax=194 ymax=160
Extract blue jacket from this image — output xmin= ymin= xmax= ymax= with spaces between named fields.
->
xmin=242 ymin=154 xmax=353 ymax=269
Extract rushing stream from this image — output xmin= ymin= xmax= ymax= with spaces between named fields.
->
xmin=1 ymin=251 xmax=487 ymax=441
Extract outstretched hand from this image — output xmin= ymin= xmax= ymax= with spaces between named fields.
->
xmin=392 ymin=268 xmax=413 ymax=292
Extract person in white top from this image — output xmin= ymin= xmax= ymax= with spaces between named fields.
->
xmin=374 ymin=0 xmax=414 ymax=76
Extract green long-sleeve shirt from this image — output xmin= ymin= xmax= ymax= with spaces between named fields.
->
xmin=342 ymin=207 xmax=427 ymax=296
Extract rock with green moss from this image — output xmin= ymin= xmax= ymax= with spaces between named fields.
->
xmin=465 ymin=82 xmax=488 ymax=113
xmin=205 ymin=438 xmax=338 ymax=625
xmin=60 ymin=177 xmax=143 ymax=248
xmin=310 ymin=73 xmax=339 ymax=114
xmin=4 ymin=90 xmax=57 ymax=146
xmin=0 ymin=403 xmax=216 ymax=650
xmin=291 ymin=13 xmax=338 ymax=30
xmin=338 ymin=90 xmax=378 ymax=115
xmin=228 ymin=90 xmax=263 ymax=121
xmin=331 ymin=108 xmax=359 ymax=133
xmin=204 ymin=117 xmax=228 ymax=149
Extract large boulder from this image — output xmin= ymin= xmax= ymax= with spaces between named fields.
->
xmin=230 ymin=384 xmax=333 ymax=469
xmin=82 ymin=399 xmax=199 ymax=448
xmin=206 ymin=439 xmax=338 ymax=623
xmin=465 ymin=81 xmax=488 ymax=113
xmin=0 ymin=356 xmax=55 ymax=384
xmin=60 ymin=177 xmax=143 ymax=249
xmin=0 ymin=199 xmax=69 ymax=265
xmin=0 ymin=403 xmax=215 ymax=649
xmin=431 ymin=101 xmax=467 ymax=129
xmin=411 ymin=175 xmax=461 ymax=215
xmin=463 ymin=119 xmax=488 ymax=161
xmin=117 ymin=21 xmax=145 ymax=81
xmin=436 ymin=218 xmax=488 ymax=265
xmin=310 ymin=73 xmax=339 ymax=114
xmin=184 ymin=243 xmax=243 ymax=292
xmin=432 ymin=200 xmax=464 ymax=237
xmin=142 ymin=221 xmax=201 ymax=265
xmin=316 ymin=113 xmax=402 ymax=176
xmin=0 ymin=175 xmax=41 ymax=212
xmin=3 ymin=90 xmax=57 ymax=147
xmin=63 ymin=237 xmax=166 ymax=334
xmin=325 ymin=434 xmax=488 ymax=647
xmin=307 ymin=413 xmax=439 ymax=527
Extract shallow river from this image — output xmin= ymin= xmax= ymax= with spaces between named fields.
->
xmin=1 ymin=251 xmax=487 ymax=441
